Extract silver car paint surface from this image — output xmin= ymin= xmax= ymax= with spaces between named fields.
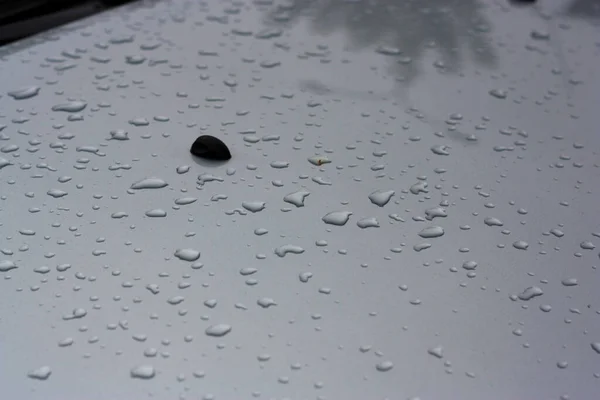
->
xmin=1 ymin=0 xmax=599 ymax=399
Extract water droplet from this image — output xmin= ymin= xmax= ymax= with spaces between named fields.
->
xmin=242 ymin=201 xmax=266 ymax=213
xmin=375 ymin=361 xmax=394 ymax=372
xmin=129 ymin=118 xmax=149 ymax=126
xmin=257 ymin=297 xmax=277 ymax=308
xmin=145 ymin=209 xmax=167 ymax=218
xmin=410 ymin=181 xmax=428 ymax=195
xmin=425 ymin=207 xmax=446 ymax=220
xmin=283 ymin=190 xmax=310 ymax=207
xmin=413 ymin=243 xmax=432 ymax=252
xmin=513 ymin=240 xmax=529 ymax=250
xmin=0 ymin=260 xmax=17 ymax=272
xmin=109 ymin=130 xmax=129 ymax=141
xmin=130 ymin=365 xmax=155 ymax=379
xmin=462 ymin=261 xmax=478 ymax=270
xmin=322 ymin=211 xmax=352 ymax=226
xmin=8 ymin=86 xmax=40 ymax=100
xmin=130 ymin=178 xmax=168 ymax=190
xmin=489 ymin=89 xmax=507 ymax=99
xmin=176 ymin=165 xmax=190 ymax=174
xmin=126 ymin=55 xmax=146 ymax=65
xmin=174 ymin=197 xmax=197 ymax=205
xmin=430 ymin=144 xmax=450 ymax=156
xmin=312 ymin=176 xmax=332 ymax=185
xmin=518 ymin=286 xmax=544 ymax=301
xmin=47 ymin=189 xmax=68 ymax=198
xmin=270 ymin=161 xmax=289 ymax=169
xmin=205 ymin=324 xmax=232 ymax=337
xmin=561 ymin=278 xmax=578 ymax=287
xmin=52 ymin=101 xmax=87 ymax=112
xmin=274 ymin=245 xmax=305 ymax=257
xmin=308 ymin=156 xmax=331 ymax=166
xmin=254 ymin=228 xmax=268 ymax=236
xmin=427 ymin=346 xmax=444 ymax=359
xmin=0 ymin=158 xmax=12 ymax=170
xmin=591 ymin=342 xmax=600 ymax=354
xmin=58 ymin=337 xmax=74 ymax=347
xmin=299 ymin=272 xmax=313 ymax=282
xmin=530 ymin=29 xmax=550 ymax=40
xmin=357 ymin=217 xmax=380 ymax=229
xmin=174 ymin=248 xmax=201 ymax=262
xmin=62 ymin=308 xmax=87 ymax=320
xmin=550 ymin=228 xmax=564 ymax=237
xmin=418 ymin=226 xmax=445 ymax=238
xmin=27 ymin=366 xmax=52 ymax=380
xmin=484 ymin=217 xmax=503 ymax=227
xmin=375 ymin=46 xmax=401 ymax=56
xmin=167 ymin=296 xmax=185 ymax=305
xmin=368 ymin=190 xmax=395 ymax=207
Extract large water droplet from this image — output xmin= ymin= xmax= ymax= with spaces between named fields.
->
xmin=205 ymin=324 xmax=232 ymax=337
xmin=274 ymin=244 xmax=305 ymax=257
xmin=51 ymin=101 xmax=87 ymax=112
xmin=561 ymin=278 xmax=578 ymax=287
xmin=418 ymin=226 xmax=445 ymax=238
xmin=308 ymin=155 xmax=331 ymax=166
xmin=427 ymin=346 xmax=444 ymax=359
xmin=0 ymin=260 xmax=17 ymax=272
xmin=513 ymin=240 xmax=529 ymax=250
xmin=27 ymin=366 xmax=52 ymax=380
xmin=368 ymin=190 xmax=395 ymax=207
xmin=47 ymin=189 xmax=68 ymax=198
xmin=375 ymin=361 xmax=394 ymax=372
xmin=8 ymin=86 xmax=40 ymax=100
xmin=518 ymin=286 xmax=544 ymax=301
xmin=130 ymin=365 xmax=155 ymax=379
xmin=322 ymin=211 xmax=352 ymax=226
xmin=145 ymin=209 xmax=167 ymax=218
xmin=283 ymin=190 xmax=310 ymax=207
xmin=242 ymin=201 xmax=266 ymax=213
xmin=174 ymin=248 xmax=201 ymax=261
xmin=130 ymin=178 xmax=168 ymax=190
xmin=357 ymin=217 xmax=380 ymax=229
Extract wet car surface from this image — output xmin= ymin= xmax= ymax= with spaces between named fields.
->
xmin=1 ymin=0 xmax=599 ymax=399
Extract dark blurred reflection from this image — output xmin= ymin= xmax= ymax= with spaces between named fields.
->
xmin=564 ymin=0 xmax=600 ymax=20
xmin=264 ymin=0 xmax=497 ymax=86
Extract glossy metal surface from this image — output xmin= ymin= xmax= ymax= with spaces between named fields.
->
xmin=1 ymin=0 xmax=599 ymax=399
